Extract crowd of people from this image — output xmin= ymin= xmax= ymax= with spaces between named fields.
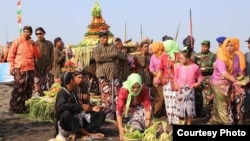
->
xmin=1 ymin=25 xmax=250 ymax=140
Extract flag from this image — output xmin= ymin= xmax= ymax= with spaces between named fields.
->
xmin=17 ymin=0 xmax=22 ymax=36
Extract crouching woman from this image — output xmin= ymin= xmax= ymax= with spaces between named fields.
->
xmin=116 ymin=73 xmax=152 ymax=141
xmin=55 ymin=71 xmax=104 ymax=140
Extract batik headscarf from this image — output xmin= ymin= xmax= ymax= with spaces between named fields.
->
xmin=232 ymin=37 xmax=246 ymax=72
xmin=217 ymin=38 xmax=235 ymax=74
xmin=163 ymin=40 xmax=180 ymax=60
xmin=151 ymin=42 xmax=165 ymax=57
xmin=122 ymin=73 xmax=142 ymax=117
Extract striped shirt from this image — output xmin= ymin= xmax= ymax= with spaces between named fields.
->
xmin=92 ymin=44 xmax=119 ymax=80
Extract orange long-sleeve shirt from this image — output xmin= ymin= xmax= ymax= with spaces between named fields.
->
xmin=7 ymin=37 xmax=41 ymax=72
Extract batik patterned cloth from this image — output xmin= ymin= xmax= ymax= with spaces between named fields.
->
xmin=98 ymin=77 xmax=120 ymax=120
xmin=9 ymin=69 xmax=34 ymax=113
xmin=176 ymin=86 xmax=196 ymax=118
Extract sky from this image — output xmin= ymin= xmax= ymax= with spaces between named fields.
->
xmin=0 ymin=0 xmax=250 ymax=53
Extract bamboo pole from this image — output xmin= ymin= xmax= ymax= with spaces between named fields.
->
xmin=174 ymin=23 xmax=181 ymax=41
xmin=124 ymin=22 xmax=127 ymax=42
xmin=190 ymin=9 xmax=193 ymax=47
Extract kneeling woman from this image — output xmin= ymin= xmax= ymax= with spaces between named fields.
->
xmin=116 ymin=73 xmax=152 ymax=141
xmin=55 ymin=71 xmax=104 ymax=139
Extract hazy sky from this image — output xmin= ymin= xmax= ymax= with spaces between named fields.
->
xmin=0 ymin=0 xmax=250 ymax=53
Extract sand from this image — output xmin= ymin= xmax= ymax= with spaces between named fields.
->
xmin=1 ymin=82 xmax=249 ymax=141
xmin=0 ymin=82 xmax=119 ymax=141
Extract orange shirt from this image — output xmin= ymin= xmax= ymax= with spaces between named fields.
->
xmin=7 ymin=36 xmax=41 ymax=72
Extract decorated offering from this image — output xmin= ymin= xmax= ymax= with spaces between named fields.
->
xmin=72 ymin=1 xmax=114 ymax=68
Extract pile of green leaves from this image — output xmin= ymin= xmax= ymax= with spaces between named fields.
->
xmin=124 ymin=125 xmax=143 ymax=140
xmin=22 ymin=96 xmax=56 ymax=123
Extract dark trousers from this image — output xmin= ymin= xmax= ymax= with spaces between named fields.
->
xmin=60 ymin=111 xmax=82 ymax=134
xmin=82 ymin=111 xmax=106 ymax=132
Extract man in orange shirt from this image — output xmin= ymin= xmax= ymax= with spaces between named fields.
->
xmin=7 ymin=25 xmax=41 ymax=113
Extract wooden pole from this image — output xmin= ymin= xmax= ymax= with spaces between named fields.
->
xmin=124 ymin=22 xmax=127 ymax=42
xmin=190 ymin=9 xmax=193 ymax=47
xmin=174 ymin=23 xmax=181 ymax=41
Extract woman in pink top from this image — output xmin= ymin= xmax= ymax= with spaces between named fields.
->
xmin=154 ymin=40 xmax=180 ymax=124
xmin=149 ymin=42 xmax=165 ymax=118
xmin=174 ymin=48 xmax=202 ymax=125
xmin=7 ymin=26 xmax=41 ymax=113
xmin=208 ymin=38 xmax=242 ymax=125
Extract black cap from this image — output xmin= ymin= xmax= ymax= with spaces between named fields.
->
xmin=245 ymin=37 xmax=250 ymax=42
xmin=114 ymin=37 xmax=121 ymax=42
xmin=54 ymin=37 xmax=62 ymax=46
xmin=23 ymin=25 xmax=33 ymax=34
xmin=98 ymin=30 xmax=108 ymax=37
xmin=35 ymin=27 xmax=46 ymax=34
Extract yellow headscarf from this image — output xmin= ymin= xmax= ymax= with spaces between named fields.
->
xmin=217 ymin=38 xmax=235 ymax=74
xmin=151 ymin=42 xmax=165 ymax=57
xmin=232 ymin=37 xmax=246 ymax=72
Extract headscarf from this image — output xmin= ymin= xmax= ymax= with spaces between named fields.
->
xmin=60 ymin=71 xmax=73 ymax=87
xmin=232 ymin=37 xmax=246 ymax=71
xmin=151 ymin=42 xmax=164 ymax=57
xmin=163 ymin=40 xmax=180 ymax=60
xmin=122 ymin=73 xmax=142 ymax=117
xmin=217 ymin=38 xmax=235 ymax=74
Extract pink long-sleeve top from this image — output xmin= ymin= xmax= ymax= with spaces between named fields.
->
xmin=174 ymin=63 xmax=202 ymax=88
xmin=149 ymin=54 xmax=161 ymax=73
xmin=116 ymin=86 xmax=151 ymax=116
xmin=211 ymin=54 xmax=241 ymax=82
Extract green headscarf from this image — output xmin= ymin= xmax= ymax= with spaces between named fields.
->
xmin=163 ymin=40 xmax=180 ymax=60
xmin=122 ymin=73 xmax=142 ymax=117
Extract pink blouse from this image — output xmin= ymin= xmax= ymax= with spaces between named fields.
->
xmin=211 ymin=54 xmax=241 ymax=82
xmin=116 ymin=86 xmax=151 ymax=116
xmin=174 ymin=63 xmax=202 ymax=88
xmin=149 ymin=54 xmax=161 ymax=73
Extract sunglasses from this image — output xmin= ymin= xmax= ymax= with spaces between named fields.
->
xmin=36 ymin=32 xmax=43 ymax=35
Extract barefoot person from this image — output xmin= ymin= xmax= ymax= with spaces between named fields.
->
xmin=207 ymin=38 xmax=242 ymax=125
xmin=7 ymin=25 xmax=41 ymax=113
xmin=174 ymin=48 xmax=202 ymax=125
xmin=73 ymin=71 xmax=106 ymax=132
xmin=116 ymin=73 xmax=151 ymax=141
xmin=55 ymin=71 xmax=104 ymax=140
xmin=34 ymin=27 xmax=54 ymax=96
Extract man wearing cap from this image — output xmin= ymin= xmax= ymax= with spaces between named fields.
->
xmin=34 ymin=27 xmax=54 ymax=96
xmin=194 ymin=40 xmax=216 ymax=119
xmin=244 ymin=37 xmax=250 ymax=118
xmin=52 ymin=37 xmax=66 ymax=81
xmin=7 ymin=25 xmax=41 ymax=113
xmin=92 ymin=31 xmax=125 ymax=121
